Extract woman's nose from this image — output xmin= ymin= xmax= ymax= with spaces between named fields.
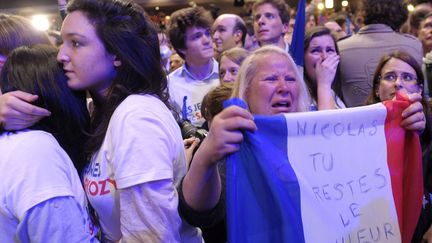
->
xmin=320 ymin=51 xmax=328 ymax=60
xmin=394 ymin=78 xmax=403 ymax=89
xmin=223 ymin=72 xmax=232 ymax=82
xmin=276 ymin=79 xmax=289 ymax=93
xmin=57 ymin=47 xmax=70 ymax=63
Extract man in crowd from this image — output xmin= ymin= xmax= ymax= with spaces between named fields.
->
xmin=252 ymin=0 xmax=290 ymax=52
xmin=212 ymin=14 xmax=246 ymax=58
xmin=168 ymin=7 xmax=219 ymax=127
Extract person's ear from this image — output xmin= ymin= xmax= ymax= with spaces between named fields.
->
xmin=113 ymin=55 xmax=122 ymax=67
xmin=375 ymin=87 xmax=380 ymax=99
xmin=418 ymin=83 xmax=424 ymax=95
xmin=234 ymin=30 xmax=243 ymax=44
xmin=282 ymin=23 xmax=289 ymax=34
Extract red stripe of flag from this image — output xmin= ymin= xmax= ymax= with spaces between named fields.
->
xmin=383 ymin=95 xmax=423 ymax=243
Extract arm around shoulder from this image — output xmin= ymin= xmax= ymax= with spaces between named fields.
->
xmin=0 ymin=91 xmax=50 ymax=130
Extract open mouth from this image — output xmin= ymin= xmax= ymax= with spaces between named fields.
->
xmin=271 ymin=101 xmax=292 ymax=113
xmin=272 ymin=101 xmax=291 ymax=108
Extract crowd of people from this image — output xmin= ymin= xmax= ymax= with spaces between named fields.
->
xmin=0 ymin=0 xmax=431 ymax=242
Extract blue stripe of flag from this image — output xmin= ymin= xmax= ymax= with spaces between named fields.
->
xmin=289 ymin=0 xmax=305 ymax=67
xmin=226 ymin=100 xmax=305 ymax=242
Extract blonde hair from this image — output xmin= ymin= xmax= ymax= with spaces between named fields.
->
xmin=231 ymin=45 xmax=311 ymax=112
xmin=219 ymin=47 xmax=249 ymax=66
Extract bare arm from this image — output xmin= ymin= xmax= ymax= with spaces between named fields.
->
xmin=182 ymin=106 xmax=257 ymax=211
xmin=183 ymin=137 xmax=201 ymax=167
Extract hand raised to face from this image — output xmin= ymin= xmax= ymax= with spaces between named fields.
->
xmin=315 ymin=54 xmax=340 ymax=88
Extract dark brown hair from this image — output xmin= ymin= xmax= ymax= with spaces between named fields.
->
xmin=0 ymin=45 xmax=89 ymax=173
xmin=362 ymin=0 xmax=408 ymax=31
xmin=67 ymin=0 xmax=170 ymax=159
xmin=168 ymin=7 xmax=213 ymax=59
xmin=366 ymin=51 xmax=424 ymax=105
xmin=366 ymin=51 xmax=431 ymax=154
xmin=304 ymin=26 xmax=342 ymax=103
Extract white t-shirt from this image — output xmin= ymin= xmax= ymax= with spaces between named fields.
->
xmin=167 ymin=59 xmax=220 ymax=127
xmin=82 ymin=94 xmax=202 ymax=242
xmin=0 ymin=130 xmax=96 ymax=242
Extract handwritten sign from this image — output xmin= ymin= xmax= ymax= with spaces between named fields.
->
xmin=286 ymin=104 xmax=401 ymax=243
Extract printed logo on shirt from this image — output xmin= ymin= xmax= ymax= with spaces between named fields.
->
xmin=186 ymin=102 xmax=203 ymax=123
xmin=83 ymin=160 xmax=101 ymax=177
xmin=83 ymin=177 xmax=117 ymax=196
xmin=83 ymin=160 xmax=117 ymax=197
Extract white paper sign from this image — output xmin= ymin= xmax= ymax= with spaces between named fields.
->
xmin=286 ymin=103 xmax=401 ymax=243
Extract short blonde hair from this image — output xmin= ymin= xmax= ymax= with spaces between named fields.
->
xmin=231 ymin=45 xmax=311 ymax=112
xmin=219 ymin=47 xmax=249 ymax=66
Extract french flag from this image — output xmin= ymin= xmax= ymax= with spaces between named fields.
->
xmin=226 ymin=98 xmax=423 ymax=243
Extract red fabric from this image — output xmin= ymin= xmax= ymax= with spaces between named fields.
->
xmin=383 ymin=95 xmax=423 ymax=243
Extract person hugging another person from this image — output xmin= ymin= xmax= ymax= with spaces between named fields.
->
xmin=56 ymin=0 xmax=202 ymax=241
xmin=0 ymin=45 xmax=96 ymax=242
xmin=0 ymin=14 xmax=52 ymax=131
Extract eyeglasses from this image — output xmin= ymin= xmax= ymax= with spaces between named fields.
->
xmin=379 ymin=72 xmax=417 ymax=83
